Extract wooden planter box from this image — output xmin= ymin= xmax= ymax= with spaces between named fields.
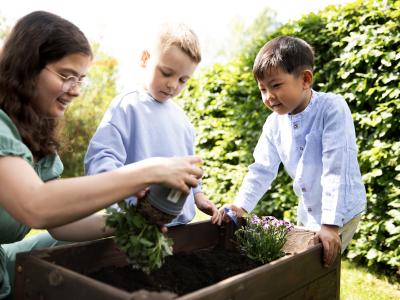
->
xmin=15 ymin=221 xmax=340 ymax=300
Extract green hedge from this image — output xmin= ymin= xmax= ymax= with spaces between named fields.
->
xmin=180 ymin=0 xmax=399 ymax=276
xmin=61 ymin=45 xmax=118 ymax=177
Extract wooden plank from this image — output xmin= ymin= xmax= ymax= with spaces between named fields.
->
xmin=22 ymin=221 xmax=222 ymax=275
xmin=15 ymin=255 xmax=131 ymax=300
xmin=282 ymin=227 xmax=316 ymax=254
xmin=29 ymin=238 xmax=127 ymax=274
xmin=15 ymin=254 xmax=178 ymax=300
xmin=166 ymin=220 xmax=222 ymax=253
xmin=282 ymin=264 xmax=340 ymax=299
xmin=14 ymin=221 xmax=339 ymax=300
xmin=177 ymin=244 xmax=339 ymax=300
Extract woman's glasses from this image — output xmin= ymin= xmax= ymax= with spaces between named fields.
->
xmin=45 ymin=67 xmax=87 ymax=92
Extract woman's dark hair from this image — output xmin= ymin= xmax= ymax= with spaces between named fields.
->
xmin=0 ymin=11 xmax=92 ymax=158
xmin=253 ymin=36 xmax=314 ymax=81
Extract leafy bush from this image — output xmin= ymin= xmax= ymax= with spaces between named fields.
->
xmin=60 ymin=45 xmax=118 ymax=177
xmin=181 ymin=0 xmax=399 ymax=275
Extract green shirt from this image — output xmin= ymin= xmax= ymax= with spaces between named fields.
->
xmin=0 ymin=109 xmax=63 ymax=298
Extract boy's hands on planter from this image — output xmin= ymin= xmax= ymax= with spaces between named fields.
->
xmin=314 ymin=224 xmax=341 ymax=267
xmin=219 ymin=204 xmax=247 ymax=223
xmin=194 ymin=193 xmax=222 ymax=225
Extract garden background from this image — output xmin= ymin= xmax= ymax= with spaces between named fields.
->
xmin=0 ymin=0 xmax=399 ymax=298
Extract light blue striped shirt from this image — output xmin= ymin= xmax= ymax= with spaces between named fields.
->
xmin=84 ymin=89 xmax=201 ymax=226
xmin=235 ymin=90 xmax=366 ymax=228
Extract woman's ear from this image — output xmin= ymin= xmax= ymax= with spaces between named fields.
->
xmin=140 ymin=50 xmax=150 ymax=67
xmin=302 ymin=69 xmax=313 ymax=89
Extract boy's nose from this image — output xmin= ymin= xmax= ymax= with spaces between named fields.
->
xmin=167 ymin=80 xmax=178 ymax=90
xmin=262 ymin=91 xmax=271 ymax=103
xmin=265 ymin=90 xmax=273 ymax=100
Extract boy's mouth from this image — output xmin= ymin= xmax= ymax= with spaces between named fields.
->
xmin=270 ymin=103 xmax=281 ymax=109
xmin=161 ymin=91 xmax=172 ymax=97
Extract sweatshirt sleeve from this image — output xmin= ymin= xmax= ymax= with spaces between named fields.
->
xmin=84 ymin=96 xmax=130 ymax=176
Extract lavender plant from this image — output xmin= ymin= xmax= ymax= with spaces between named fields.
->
xmin=106 ymin=201 xmax=173 ymax=274
xmin=235 ymin=215 xmax=294 ymax=264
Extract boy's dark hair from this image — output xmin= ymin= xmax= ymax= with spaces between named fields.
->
xmin=253 ymin=36 xmax=314 ymax=81
xmin=0 ymin=11 xmax=92 ymax=158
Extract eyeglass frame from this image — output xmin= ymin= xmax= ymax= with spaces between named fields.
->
xmin=45 ymin=67 xmax=86 ymax=92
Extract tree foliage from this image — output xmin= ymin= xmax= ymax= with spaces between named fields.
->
xmin=60 ymin=44 xmax=118 ymax=177
xmin=0 ymin=15 xmax=9 ymax=40
xmin=180 ymin=0 xmax=399 ymax=275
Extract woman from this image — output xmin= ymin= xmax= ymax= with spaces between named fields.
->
xmin=0 ymin=11 xmax=202 ymax=299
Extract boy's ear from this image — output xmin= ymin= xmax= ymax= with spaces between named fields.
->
xmin=140 ymin=50 xmax=150 ymax=67
xmin=302 ymin=69 xmax=313 ymax=89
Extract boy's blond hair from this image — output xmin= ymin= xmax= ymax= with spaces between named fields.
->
xmin=155 ymin=23 xmax=201 ymax=64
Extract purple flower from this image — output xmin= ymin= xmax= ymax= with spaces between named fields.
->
xmin=251 ymin=215 xmax=262 ymax=225
xmin=235 ymin=214 xmax=294 ymax=264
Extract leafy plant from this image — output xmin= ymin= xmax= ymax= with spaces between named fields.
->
xmin=235 ymin=215 xmax=293 ymax=264
xmin=61 ymin=43 xmax=118 ymax=177
xmin=105 ymin=201 xmax=173 ymax=274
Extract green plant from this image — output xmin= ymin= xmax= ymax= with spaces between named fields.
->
xmin=105 ymin=201 xmax=173 ymax=274
xmin=235 ymin=215 xmax=293 ymax=264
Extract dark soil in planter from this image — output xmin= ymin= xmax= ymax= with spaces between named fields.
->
xmin=87 ymin=246 xmax=262 ymax=296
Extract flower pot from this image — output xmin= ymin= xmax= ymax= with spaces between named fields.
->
xmin=14 ymin=221 xmax=340 ymax=300
xmin=136 ymin=185 xmax=189 ymax=226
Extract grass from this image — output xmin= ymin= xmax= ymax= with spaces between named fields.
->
xmin=341 ymin=259 xmax=400 ymax=300
xmin=27 ymin=212 xmax=400 ymax=299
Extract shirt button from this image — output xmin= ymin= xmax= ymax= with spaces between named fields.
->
xmin=308 ymin=207 xmax=312 ymax=212
xmin=302 ymin=187 xmax=307 ymax=192
xmin=299 ymin=146 xmax=304 ymax=151
xmin=293 ymin=124 xmax=298 ymax=129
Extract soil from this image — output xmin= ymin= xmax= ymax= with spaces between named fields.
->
xmin=87 ymin=246 xmax=262 ymax=296
xmin=136 ymin=195 xmax=176 ymax=226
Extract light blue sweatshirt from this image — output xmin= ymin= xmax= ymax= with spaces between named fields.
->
xmin=85 ymin=89 xmax=201 ymax=225
xmin=235 ymin=90 xmax=366 ymax=229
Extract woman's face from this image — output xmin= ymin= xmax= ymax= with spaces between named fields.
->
xmin=32 ymin=53 xmax=91 ymax=118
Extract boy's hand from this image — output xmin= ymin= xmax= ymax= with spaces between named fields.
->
xmin=219 ymin=204 xmax=246 ymax=223
xmin=314 ymin=224 xmax=341 ymax=267
xmin=194 ymin=193 xmax=221 ymax=225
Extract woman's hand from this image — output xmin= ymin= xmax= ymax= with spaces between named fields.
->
xmin=147 ymin=156 xmax=203 ymax=193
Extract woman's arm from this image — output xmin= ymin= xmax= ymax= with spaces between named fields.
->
xmin=0 ymin=155 xmax=202 ymax=229
xmin=48 ymin=212 xmax=114 ymax=241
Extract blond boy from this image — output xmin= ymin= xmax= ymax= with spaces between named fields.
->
xmin=85 ymin=23 xmax=220 ymax=226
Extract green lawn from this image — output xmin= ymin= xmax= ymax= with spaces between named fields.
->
xmin=341 ymin=259 xmax=400 ymax=300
